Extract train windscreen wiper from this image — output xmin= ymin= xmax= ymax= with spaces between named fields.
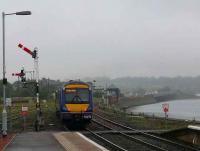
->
xmin=71 ymin=95 xmax=82 ymax=103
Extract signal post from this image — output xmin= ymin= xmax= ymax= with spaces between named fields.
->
xmin=18 ymin=43 xmax=43 ymax=131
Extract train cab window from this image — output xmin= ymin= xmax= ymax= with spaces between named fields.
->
xmin=65 ymin=88 xmax=89 ymax=103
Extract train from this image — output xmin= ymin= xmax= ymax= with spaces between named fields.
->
xmin=56 ymin=80 xmax=93 ymax=123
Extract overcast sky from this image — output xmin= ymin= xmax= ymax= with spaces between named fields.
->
xmin=1 ymin=0 xmax=200 ymax=81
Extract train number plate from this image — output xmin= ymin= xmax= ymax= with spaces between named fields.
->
xmin=84 ymin=115 xmax=91 ymax=119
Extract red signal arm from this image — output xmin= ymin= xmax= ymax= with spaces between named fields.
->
xmin=12 ymin=73 xmax=25 ymax=77
xmin=18 ymin=43 xmax=33 ymax=56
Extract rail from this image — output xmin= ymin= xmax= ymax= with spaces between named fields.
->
xmin=85 ymin=128 xmax=128 ymax=151
xmin=93 ymin=113 xmax=200 ymax=151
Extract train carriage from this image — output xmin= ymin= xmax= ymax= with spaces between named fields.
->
xmin=56 ymin=80 xmax=93 ymax=122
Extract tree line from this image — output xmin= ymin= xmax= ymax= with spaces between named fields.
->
xmin=1 ymin=76 xmax=200 ymax=100
xmin=0 ymin=78 xmax=63 ymax=100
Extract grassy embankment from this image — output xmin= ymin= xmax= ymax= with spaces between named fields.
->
xmin=0 ymin=99 xmax=58 ymax=132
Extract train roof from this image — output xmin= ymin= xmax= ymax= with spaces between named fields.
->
xmin=63 ymin=80 xmax=92 ymax=87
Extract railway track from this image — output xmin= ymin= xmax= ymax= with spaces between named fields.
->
xmin=85 ymin=128 xmax=128 ymax=151
xmin=85 ymin=127 xmax=157 ymax=151
xmin=88 ymin=119 xmax=167 ymax=151
xmin=90 ymin=113 xmax=200 ymax=151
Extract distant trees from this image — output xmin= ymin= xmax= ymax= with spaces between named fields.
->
xmin=111 ymin=76 xmax=200 ymax=94
xmin=1 ymin=76 xmax=200 ymax=100
xmin=0 ymin=80 xmax=13 ymax=98
xmin=0 ymin=78 xmax=63 ymax=100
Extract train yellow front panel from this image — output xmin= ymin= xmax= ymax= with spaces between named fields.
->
xmin=66 ymin=104 xmax=89 ymax=112
xmin=65 ymin=84 xmax=89 ymax=89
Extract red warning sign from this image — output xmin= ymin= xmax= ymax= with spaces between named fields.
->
xmin=21 ymin=106 xmax=28 ymax=117
xmin=162 ymin=103 xmax=169 ymax=113
xmin=20 ymin=111 xmax=28 ymax=116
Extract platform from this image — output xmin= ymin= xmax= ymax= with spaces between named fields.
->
xmin=54 ymin=132 xmax=109 ymax=151
xmin=4 ymin=131 xmax=109 ymax=151
xmin=161 ymin=125 xmax=200 ymax=145
xmin=5 ymin=132 xmax=65 ymax=151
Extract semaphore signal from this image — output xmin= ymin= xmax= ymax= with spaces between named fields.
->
xmin=12 ymin=72 xmax=24 ymax=77
xmin=18 ymin=43 xmax=37 ymax=58
xmin=12 ymin=68 xmax=25 ymax=77
xmin=12 ymin=68 xmax=26 ymax=82
xmin=17 ymin=43 xmax=42 ymax=131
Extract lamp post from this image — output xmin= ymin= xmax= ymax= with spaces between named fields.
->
xmin=2 ymin=11 xmax=31 ymax=136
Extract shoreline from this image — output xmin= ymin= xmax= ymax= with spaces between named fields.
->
xmin=126 ymin=98 xmax=200 ymax=122
xmin=117 ymin=94 xmax=199 ymax=109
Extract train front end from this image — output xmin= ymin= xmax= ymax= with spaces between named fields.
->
xmin=59 ymin=81 xmax=93 ymax=122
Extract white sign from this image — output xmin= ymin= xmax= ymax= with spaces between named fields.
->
xmin=6 ymin=98 xmax=12 ymax=107
xmin=22 ymin=106 xmax=28 ymax=112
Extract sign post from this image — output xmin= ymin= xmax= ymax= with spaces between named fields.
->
xmin=21 ymin=106 xmax=28 ymax=130
xmin=162 ymin=103 xmax=169 ymax=128
xmin=6 ymin=98 xmax=12 ymax=107
xmin=162 ymin=103 xmax=169 ymax=119
xmin=6 ymin=98 xmax=12 ymax=130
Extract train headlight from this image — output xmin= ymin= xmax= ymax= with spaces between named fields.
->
xmin=87 ymin=105 xmax=93 ymax=111
xmin=62 ymin=106 xmax=67 ymax=111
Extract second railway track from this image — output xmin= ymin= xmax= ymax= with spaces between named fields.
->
xmin=86 ymin=113 xmax=200 ymax=151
